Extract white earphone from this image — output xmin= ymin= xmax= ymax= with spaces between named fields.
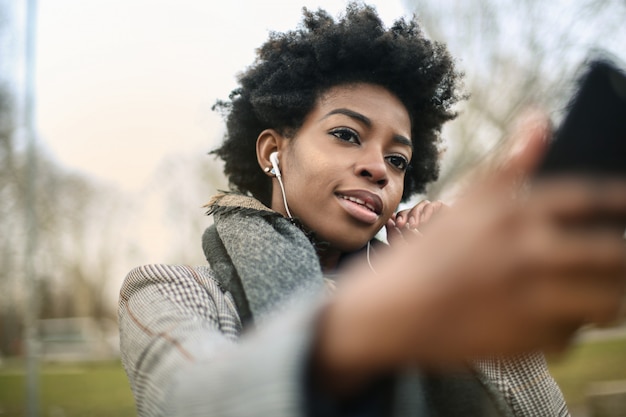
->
xmin=269 ymin=151 xmax=282 ymax=178
xmin=269 ymin=151 xmax=291 ymax=218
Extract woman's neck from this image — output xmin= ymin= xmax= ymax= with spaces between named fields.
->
xmin=318 ymin=248 xmax=343 ymax=274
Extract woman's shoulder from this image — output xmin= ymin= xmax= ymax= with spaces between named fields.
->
xmin=121 ymin=264 xmax=229 ymax=306
xmin=124 ymin=263 xmax=216 ymax=284
xmin=120 ymin=263 xmax=242 ymax=330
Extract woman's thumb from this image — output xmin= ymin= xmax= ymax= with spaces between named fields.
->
xmin=498 ymin=110 xmax=551 ymax=182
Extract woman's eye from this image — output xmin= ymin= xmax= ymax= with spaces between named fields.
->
xmin=330 ymin=128 xmax=360 ymax=144
xmin=387 ymin=155 xmax=409 ymax=171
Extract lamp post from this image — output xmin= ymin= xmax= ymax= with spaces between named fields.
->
xmin=23 ymin=0 xmax=40 ymax=415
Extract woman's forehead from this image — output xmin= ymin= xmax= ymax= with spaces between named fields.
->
xmin=314 ymin=83 xmax=411 ymax=130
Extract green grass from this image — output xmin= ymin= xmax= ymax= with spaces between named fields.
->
xmin=0 ymin=360 xmax=136 ymax=417
xmin=1 ymin=338 xmax=624 ymax=416
xmin=548 ymin=337 xmax=626 ymax=407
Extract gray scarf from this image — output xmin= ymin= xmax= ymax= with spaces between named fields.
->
xmin=202 ymin=192 xmax=325 ymax=326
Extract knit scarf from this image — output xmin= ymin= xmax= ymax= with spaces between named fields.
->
xmin=202 ymin=192 xmax=325 ymax=326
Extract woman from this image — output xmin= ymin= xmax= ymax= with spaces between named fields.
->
xmin=119 ymin=4 xmax=626 ymax=417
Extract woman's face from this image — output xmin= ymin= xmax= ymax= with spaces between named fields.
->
xmin=274 ymin=83 xmax=412 ymax=254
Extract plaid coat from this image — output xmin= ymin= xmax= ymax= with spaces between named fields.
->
xmin=119 ymin=263 xmax=569 ymax=417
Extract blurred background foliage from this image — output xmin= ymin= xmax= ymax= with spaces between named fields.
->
xmin=404 ymin=0 xmax=626 ymax=198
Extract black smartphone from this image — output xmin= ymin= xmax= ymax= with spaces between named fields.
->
xmin=535 ymin=58 xmax=626 ymax=177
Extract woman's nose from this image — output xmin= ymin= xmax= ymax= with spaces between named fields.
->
xmin=356 ymin=152 xmax=388 ymax=187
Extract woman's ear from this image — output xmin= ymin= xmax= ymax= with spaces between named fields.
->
xmin=256 ymin=129 xmax=286 ymax=176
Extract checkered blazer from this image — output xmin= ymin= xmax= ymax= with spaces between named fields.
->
xmin=119 ymin=264 xmax=569 ymax=417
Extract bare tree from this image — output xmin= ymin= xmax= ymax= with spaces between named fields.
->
xmin=140 ymin=150 xmax=228 ymax=266
xmin=0 ymin=85 xmax=137 ymax=354
xmin=402 ymin=0 xmax=626 ymax=198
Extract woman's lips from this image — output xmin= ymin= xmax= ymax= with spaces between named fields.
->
xmin=335 ymin=191 xmax=382 ymax=225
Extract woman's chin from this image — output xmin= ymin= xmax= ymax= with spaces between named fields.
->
xmin=318 ymin=233 xmax=376 ymax=255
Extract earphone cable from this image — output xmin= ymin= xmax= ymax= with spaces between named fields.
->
xmin=366 ymin=240 xmax=377 ymax=274
xmin=276 ymin=175 xmax=293 ymax=219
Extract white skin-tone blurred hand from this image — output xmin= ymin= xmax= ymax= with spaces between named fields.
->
xmin=313 ymin=112 xmax=626 ymax=395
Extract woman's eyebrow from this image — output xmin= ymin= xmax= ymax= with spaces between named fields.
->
xmin=321 ymin=108 xmax=372 ymax=126
xmin=394 ymin=135 xmax=413 ymax=151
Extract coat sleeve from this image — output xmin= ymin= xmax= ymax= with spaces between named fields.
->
xmin=475 ymin=353 xmax=570 ymax=417
xmin=119 ymin=264 xmax=323 ymax=417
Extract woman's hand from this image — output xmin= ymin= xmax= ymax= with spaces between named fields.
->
xmin=386 ymin=200 xmax=447 ymax=244
xmin=314 ymin=112 xmax=626 ymax=388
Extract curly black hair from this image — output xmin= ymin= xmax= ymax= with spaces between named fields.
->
xmin=212 ymin=3 xmax=464 ymax=206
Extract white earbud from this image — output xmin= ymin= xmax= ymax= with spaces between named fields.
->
xmin=268 ymin=151 xmax=291 ymax=219
xmin=269 ymin=152 xmax=282 ymax=178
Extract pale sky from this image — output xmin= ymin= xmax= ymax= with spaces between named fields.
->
xmin=34 ymin=0 xmax=407 ymax=191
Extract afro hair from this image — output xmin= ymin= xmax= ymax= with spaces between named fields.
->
xmin=212 ymin=3 xmax=464 ymax=206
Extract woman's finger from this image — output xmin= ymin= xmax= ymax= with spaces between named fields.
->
xmin=416 ymin=200 xmax=448 ymax=228
xmin=385 ymin=218 xmax=405 ymax=246
xmin=530 ymin=178 xmax=626 ymax=224
xmin=396 ymin=200 xmax=430 ymax=229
